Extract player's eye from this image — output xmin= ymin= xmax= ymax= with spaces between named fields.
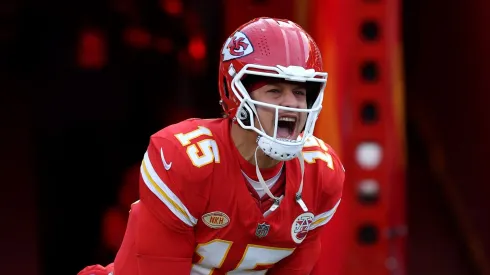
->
xmin=268 ymin=89 xmax=281 ymax=94
xmin=294 ymin=90 xmax=307 ymax=96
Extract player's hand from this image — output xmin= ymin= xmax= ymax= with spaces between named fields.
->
xmin=78 ymin=263 xmax=114 ymax=275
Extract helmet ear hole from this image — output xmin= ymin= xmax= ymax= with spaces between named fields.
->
xmin=237 ymin=104 xmax=252 ymax=127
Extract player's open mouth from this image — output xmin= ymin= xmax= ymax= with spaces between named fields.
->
xmin=276 ymin=116 xmax=297 ymax=140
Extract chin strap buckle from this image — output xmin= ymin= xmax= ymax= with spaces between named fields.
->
xmin=270 ymin=198 xmax=281 ymax=212
xmin=295 ymin=193 xmax=308 ymax=212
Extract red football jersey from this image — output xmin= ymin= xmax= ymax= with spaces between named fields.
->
xmin=114 ymin=118 xmax=344 ymax=275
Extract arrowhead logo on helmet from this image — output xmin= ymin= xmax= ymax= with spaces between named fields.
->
xmin=222 ymin=31 xmax=254 ymax=61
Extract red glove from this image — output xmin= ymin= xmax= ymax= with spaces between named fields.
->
xmin=78 ymin=263 xmax=114 ymax=275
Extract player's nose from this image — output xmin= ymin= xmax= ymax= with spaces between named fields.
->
xmin=280 ymin=88 xmax=301 ymax=108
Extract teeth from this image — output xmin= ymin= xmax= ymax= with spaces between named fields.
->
xmin=278 ymin=137 xmax=300 ymax=142
xmin=278 ymin=117 xmax=296 ymax=122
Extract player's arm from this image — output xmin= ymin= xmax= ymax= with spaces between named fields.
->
xmin=114 ymin=200 xmax=195 ymax=275
xmin=114 ymin=135 xmax=209 ymax=275
xmin=268 ymin=146 xmax=345 ymax=275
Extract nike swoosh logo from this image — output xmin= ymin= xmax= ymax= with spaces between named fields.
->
xmin=160 ymin=148 xmax=172 ymax=170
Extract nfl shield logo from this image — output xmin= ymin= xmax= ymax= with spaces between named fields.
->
xmin=255 ymin=222 xmax=270 ymax=238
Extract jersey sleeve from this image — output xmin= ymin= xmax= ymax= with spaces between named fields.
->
xmin=309 ymin=144 xmax=345 ymax=231
xmin=114 ymin=200 xmax=195 ymax=275
xmin=114 ymin=132 xmax=214 ymax=274
xmin=139 ymin=134 xmax=211 ymax=230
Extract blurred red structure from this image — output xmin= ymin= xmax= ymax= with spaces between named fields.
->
xmin=78 ymin=28 xmax=107 ymax=69
xmin=123 ymin=27 xmax=152 ymax=49
xmin=311 ymin=0 xmax=407 ymax=273
xmin=160 ymin=0 xmax=183 ymax=16
xmin=188 ymin=36 xmax=206 ymax=60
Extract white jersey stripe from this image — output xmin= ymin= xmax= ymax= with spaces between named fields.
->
xmin=309 ymin=199 xmax=341 ymax=230
xmin=141 ymin=151 xmax=198 ymax=226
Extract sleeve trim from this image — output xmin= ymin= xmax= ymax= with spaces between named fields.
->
xmin=141 ymin=151 xmax=198 ymax=226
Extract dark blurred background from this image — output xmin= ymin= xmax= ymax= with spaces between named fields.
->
xmin=1 ymin=0 xmax=489 ymax=274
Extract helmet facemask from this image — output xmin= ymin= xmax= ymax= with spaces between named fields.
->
xmin=230 ymin=64 xmax=327 ymax=161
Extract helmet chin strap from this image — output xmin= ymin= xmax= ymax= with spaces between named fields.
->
xmin=256 ymin=136 xmax=303 ymax=161
xmin=254 ymin=146 xmax=309 ymax=213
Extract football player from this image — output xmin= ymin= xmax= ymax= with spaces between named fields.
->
xmin=79 ymin=17 xmax=345 ymax=275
